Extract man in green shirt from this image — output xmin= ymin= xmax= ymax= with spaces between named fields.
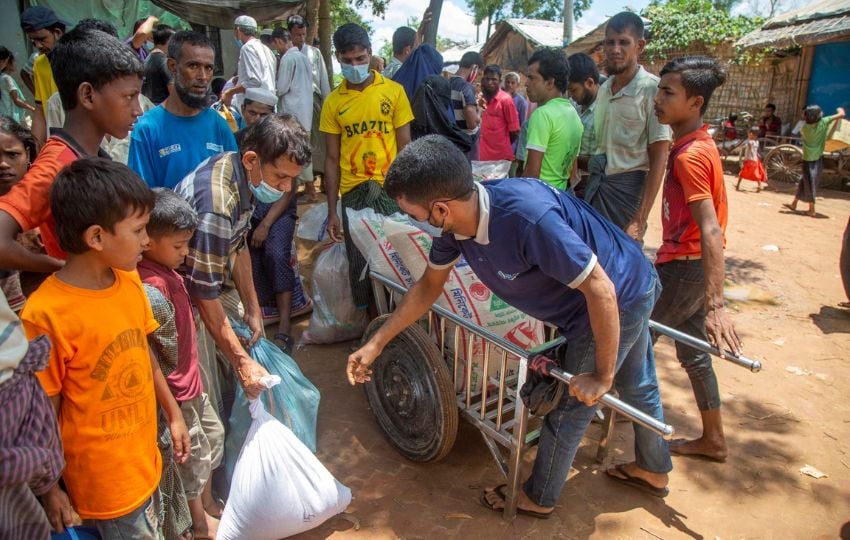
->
xmin=786 ymin=105 xmax=845 ymax=217
xmin=522 ymin=48 xmax=583 ymax=191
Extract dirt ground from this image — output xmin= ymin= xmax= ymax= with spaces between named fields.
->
xmin=280 ymin=174 xmax=850 ymax=540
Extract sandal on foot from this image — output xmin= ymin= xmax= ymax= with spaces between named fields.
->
xmin=479 ymin=484 xmax=552 ymax=519
xmin=782 ymin=203 xmax=799 ymax=213
xmin=606 ymin=464 xmax=669 ymax=498
xmin=273 ymin=333 xmax=294 ymax=355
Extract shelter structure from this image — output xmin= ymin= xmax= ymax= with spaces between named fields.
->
xmin=480 ymin=18 xmax=592 ymax=74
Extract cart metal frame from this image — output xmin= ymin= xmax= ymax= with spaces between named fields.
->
xmin=369 ymin=271 xmax=761 ymax=520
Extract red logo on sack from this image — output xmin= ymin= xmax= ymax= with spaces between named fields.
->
xmin=469 ymin=282 xmax=490 ymax=302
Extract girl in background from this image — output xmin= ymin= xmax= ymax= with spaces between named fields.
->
xmin=736 ymin=127 xmax=766 ymax=192
xmin=0 ymin=48 xmax=37 ymax=124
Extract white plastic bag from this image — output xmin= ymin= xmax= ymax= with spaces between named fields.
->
xmin=301 ymin=242 xmax=368 ymax=344
xmin=471 ymin=160 xmax=512 ymax=181
xmin=297 ymin=201 xmax=342 ymax=242
xmin=218 ymin=378 xmax=351 ymax=540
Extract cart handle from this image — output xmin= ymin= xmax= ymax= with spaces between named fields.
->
xmin=649 ymin=321 xmax=762 ymax=373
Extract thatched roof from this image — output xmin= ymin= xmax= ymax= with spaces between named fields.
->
xmin=737 ymin=0 xmax=850 ymax=49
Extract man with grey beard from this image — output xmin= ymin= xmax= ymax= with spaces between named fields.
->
xmin=129 ymin=30 xmax=237 ymax=189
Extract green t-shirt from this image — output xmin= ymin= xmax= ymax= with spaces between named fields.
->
xmin=801 ymin=114 xmax=839 ymax=161
xmin=524 ymin=97 xmax=583 ymax=190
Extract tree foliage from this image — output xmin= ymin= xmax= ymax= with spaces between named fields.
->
xmin=641 ymin=0 xmax=762 ymax=62
xmin=470 ymin=0 xmax=592 ymax=27
xmin=330 ymin=0 xmax=374 ymax=35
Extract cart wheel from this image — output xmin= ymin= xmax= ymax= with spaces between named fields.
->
xmin=362 ymin=315 xmax=458 ymax=462
xmin=765 ymin=144 xmax=802 ymax=188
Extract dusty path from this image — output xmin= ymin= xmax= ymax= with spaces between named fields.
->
xmin=283 ymin=176 xmax=850 ymax=540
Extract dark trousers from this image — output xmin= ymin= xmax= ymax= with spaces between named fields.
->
xmin=841 ymin=216 xmax=850 ymax=302
xmin=651 ymin=260 xmax=721 ymax=411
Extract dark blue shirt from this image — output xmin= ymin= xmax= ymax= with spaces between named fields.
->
xmin=429 ymin=178 xmax=653 ymax=338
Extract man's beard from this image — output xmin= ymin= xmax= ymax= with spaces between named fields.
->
xmin=483 ymin=87 xmax=497 ymax=99
xmin=606 ymin=63 xmax=628 ymax=75
xmin=174 ymin=79 xmax=210 ymax=109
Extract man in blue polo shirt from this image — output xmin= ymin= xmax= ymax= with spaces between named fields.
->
xmin=347 ymin=135 xmax=672 ymax=517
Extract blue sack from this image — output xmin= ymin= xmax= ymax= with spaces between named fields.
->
xmin=224 ymin=318 xmax=321 ymax=480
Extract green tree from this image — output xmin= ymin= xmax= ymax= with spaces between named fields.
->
xmin=641 ymin=0 xmax=762 ymax=62
xmin=330 ymin=0 xmax=374 ymax=35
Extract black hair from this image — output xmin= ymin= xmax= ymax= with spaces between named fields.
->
xmin=73 ymin=18 xmax=118 ymax=38
xmin=748 ymin=126 xmax=759 ymax=136
xmin=52 ymin=27 xmax=143 ymax=111
xmin=132 ymin=18 xmax=146 ymax=34
xmin=333 ymin=23 xmax=370 ymax=54
xmin=0 ymin=46 xmax=13 ymax=65
xmin=168 ymin=30 xmax=213 ymax=62
xmin=528 ymin=48 xmax=570 ymax=93
xmin=392 ymin=27 xmax=416 ymax=55
xmin=766 ymin=103 xmax=776 ymax=111
xmin=607 ymin=11 xmax=644 ymax=40
xmin=242 ymin=97 xmax=274 ymax=111
xmin=147 ymin=188 xmax=198 ymax=237
xmin=211 ymin=77 xmax=227 ymax=97
xmin=51 ymin=158 xmax=154 ymax=254
xmin=729 ymin=112 xmax=738 ymax=123
xmin=272 ymin=27 xmax=291 ymax=42
xmin=483 ymin=64 xmax=501 ymax=77
xmin=567 ymin=53 xmax=599 ymax=84
xmin=287 ymin=15 xmax=308 ymax=30
xmin=659 ymin=56 xmax=727 ymax=115
xmin=0 ymin=115 xmax=38 ymax=164
xmin=152 ymin=24 xmax=175 ymax=46
xmin=240 ymin=114 xmax=311 ymax=166
xmin=384 ymin=135 xmax=473 ymax=207
xmin=804 ymin=105 xmax=823 ymax=124
xmin=459 ymin=51 xmax=483 ymax=69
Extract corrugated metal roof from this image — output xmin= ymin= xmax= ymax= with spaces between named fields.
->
xmin=737 ymin=0 xmax=850 ymax=48
xmin=440 ymin=42 xmax=486 ymax=64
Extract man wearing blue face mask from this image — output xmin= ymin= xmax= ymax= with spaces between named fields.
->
xmin=174 ymin=114 xmax=311 ymax=418
xmin=320 ymin=22 xmax=414 ymax=313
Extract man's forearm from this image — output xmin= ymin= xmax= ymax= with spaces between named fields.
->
xmin=260 ymin=192 xmax=295 ymax=229
xmin=636 ymin=141 xmax=670 ymax=224
xmin=324 ymin=157 xmax=340 ymax=211
xmin=0 ymin=213 xmax=63 ymax=272
xmin=232 ymin=248 xmax=260 ymax=316
xmin=368 ymin=269 xmax=448 ymax=350
xmin=195 ymin=297 xmax=251 ymax=368
xmin=578 ymin=265 xmax=619 ymax=381
xmin=32 ymin=107 xmax=46 ymax=145
xmin=700 ymin=225 xmax=726 ymax=308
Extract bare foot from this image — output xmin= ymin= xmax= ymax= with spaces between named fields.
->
xmin=481 ymin=485 xmax=553 ymax=516
xmin=669 ymin=436 xmax=728 ymax=462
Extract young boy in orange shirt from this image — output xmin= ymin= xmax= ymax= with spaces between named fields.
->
xmin=650 ymin=56 xmax=742 ymax=463
xmin=21 ymin=158 xmax=189 ymax=537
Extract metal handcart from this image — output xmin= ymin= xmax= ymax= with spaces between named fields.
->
xmin=363 ymin=271 xmax=762 ymax=520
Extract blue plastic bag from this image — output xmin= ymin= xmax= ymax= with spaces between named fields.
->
xmin=224 ymin=318 xmax=321 ymax=480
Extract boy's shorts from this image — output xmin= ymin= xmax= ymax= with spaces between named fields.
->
xmin=178 ymin=392 xmax=224 ymax=498
xmin=84 ymin=495 xmax=160 ymax=539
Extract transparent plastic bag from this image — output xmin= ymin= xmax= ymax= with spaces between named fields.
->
xmin=297 ymin=201 xmax=342 ymax=242
xmin=471 ymin=160 xmax=512 ymax=181
xmin=300 ymin=242 xmax=368 ymax=344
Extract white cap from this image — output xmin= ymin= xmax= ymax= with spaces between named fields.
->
xmin=235 ymin=15 xmax=258 ymax=29
xmin=444 ymin=64 xmax=459 ymax=75
xmin=244 ymin=87 xmax=277 ymax=108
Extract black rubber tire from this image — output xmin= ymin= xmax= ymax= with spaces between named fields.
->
xmin=765 ymin=144 xmax=803 ymax=189
xmin=362 ymin=315 xmax=458 ymax=462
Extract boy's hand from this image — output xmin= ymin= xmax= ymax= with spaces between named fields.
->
xmin=705 ymin=305 xmax=742 ymax=358
xmin=43 ymin=484 xmax=81 ymax=533
xmin=170 ymin=416 xmax=191 ymax=464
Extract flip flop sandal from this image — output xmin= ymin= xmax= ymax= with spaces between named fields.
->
xmin=606 ymin=464 xmax=669 ymax=498
xmin=273 ymin=333 xmax=294 ymax=356
xmin=479 ymin=484 xmax=553 ymax=519
xmin=782 ymin=203 xmax=800 ymax=213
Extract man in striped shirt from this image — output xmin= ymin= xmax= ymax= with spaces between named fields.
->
xmin=174 ymin=114 xmax=311 ymax=404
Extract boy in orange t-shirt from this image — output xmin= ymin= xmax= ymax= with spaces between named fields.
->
xmin=650 ymin=56 xmax=742 ymax=464
xmin=21 ymin=158 xmax=189 ymax=537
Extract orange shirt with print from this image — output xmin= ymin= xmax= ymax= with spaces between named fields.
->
xmin=656 ymin=126 xmax=728 ymax=265
xmin=21 ymin=269 xmax=162 ymax=520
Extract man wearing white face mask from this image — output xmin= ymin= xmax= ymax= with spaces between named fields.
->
xmin=320 ymin=23 xmax=414 ymax=312
xmin=174 ymin=114 xmax=310 ymax=414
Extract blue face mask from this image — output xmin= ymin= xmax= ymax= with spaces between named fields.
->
xmin=143 ymin=41 xmax=154 ymax=52
xmin=340 ymin=62 xmax=370 ymax=85
xmin=234 ymin=38 xmax=243 ymax=49
xmin=248 ymin=163 xmax=285 ymax=203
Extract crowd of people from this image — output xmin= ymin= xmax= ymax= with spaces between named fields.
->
xmin=0 ymin=4 xmax=847 ymax=539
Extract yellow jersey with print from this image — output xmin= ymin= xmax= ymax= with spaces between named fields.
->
xmin=320 ymin=71 xmax=414 ymax=195
xmin=33 ymin=54 xmax=58 ymax=115
xmin=22 ymin=269 xmax=162 ymax=520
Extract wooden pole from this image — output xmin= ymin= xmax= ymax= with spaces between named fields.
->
xmin=318 ymin=0 xmax=333 ymax=86
xmin=424 ymin=0 xmax=443 ymax=47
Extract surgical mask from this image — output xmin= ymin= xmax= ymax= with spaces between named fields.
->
xmin=341 ymin=62 xmax=370 ymax=85
xmin=143 ymin=42 xmax=154 ymax=52
xmin=234 ymin=38 xmax=243 ymax=49
xmin=248 ymin=164 xmax=285 ymax=203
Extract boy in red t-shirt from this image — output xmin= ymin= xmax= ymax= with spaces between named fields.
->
xmin=650 ymin=56 xmax=742 ymax=463
xmin=0 ymin=26 xmax=144 ymax=272
xmin=138 ymin=188 xmax=224 ymax=539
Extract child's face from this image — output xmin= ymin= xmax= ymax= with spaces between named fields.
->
xmin=88 ymin=75 xmax=144 ymax=140
xmin=99 ymin=209 xmax=150 ymax=272
xmin=144 ymin=229 xmax=194 ymax=270
xmin=654 ymin=72 xmax=701 ymax=126
xmin=0 ymin=132 xmax=28 ymax=195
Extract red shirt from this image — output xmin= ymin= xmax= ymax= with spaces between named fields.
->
xmin=656 ymin=126 xmax=728 ymax=264
xmin=137 ymin=258 xmax=203 ymax=401
xmin=758 ymin=115 xmax=781 ymax=138
xmin=479 ymin=89 xmax=520 ymax=161
xmin=0 ymin=131 xmax=107 ymax=259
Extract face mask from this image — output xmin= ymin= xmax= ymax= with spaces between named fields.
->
xmin=341 ymin=62 xmax=370 ymax=85
xmin=248 ymin=163 xmax=285 ymax=203
xmin=143 ymin=41 xmax=154 ymax=52
xmin=234 ymin=38 xmax=243 ymax=49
